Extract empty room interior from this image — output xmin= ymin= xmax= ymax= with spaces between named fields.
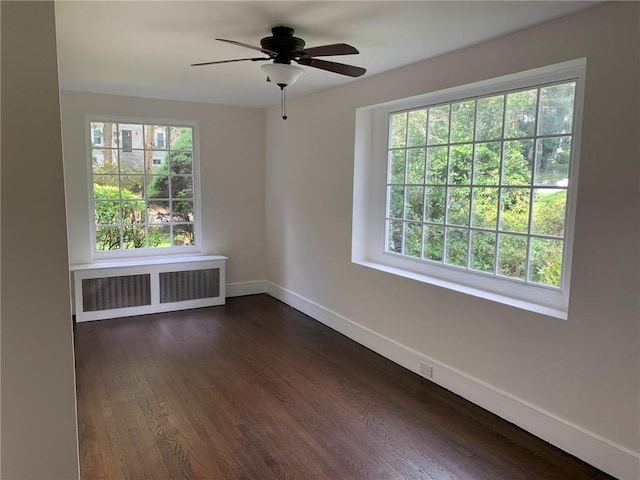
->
xmin=1 ymin=1 xmax=639 ymax=479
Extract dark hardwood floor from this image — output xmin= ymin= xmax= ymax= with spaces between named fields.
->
xmin=74 ymin=294 xmax=615 ymax=480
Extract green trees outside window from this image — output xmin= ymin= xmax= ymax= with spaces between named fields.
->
xmin=385 ymin=82 xmax=576 ymax=288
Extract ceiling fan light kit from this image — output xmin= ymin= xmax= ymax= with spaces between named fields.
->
xmin=261 ymin=63 xmax=304 ymax=88
xmin=192 ymin=26 xmax=365 ymax=119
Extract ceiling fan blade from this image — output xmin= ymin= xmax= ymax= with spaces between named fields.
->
xmin=215 ymin=38 xmax=277 ymax=56
xmin=191 ymin=57 xmax=269 ymax=67
xmin=296 ymin=58 xmax=366 ymax=77
xmin=294 ymin=43 xmax=359 ymax=57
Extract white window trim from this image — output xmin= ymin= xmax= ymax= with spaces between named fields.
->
xmin=86 ymin=115 xmax=202 ymax=260
xmin=352 ymin=59 xmax=586 ymax=319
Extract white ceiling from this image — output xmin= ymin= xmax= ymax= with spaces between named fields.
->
xmin=54 ymin=1 xmax=598 ymax=108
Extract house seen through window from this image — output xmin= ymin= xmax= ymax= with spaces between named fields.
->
xmin=89 ymin=120 xmax=198 ymax=254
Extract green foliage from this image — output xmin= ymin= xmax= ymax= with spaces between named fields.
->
xmin=498 ymin=234 xmax=527 ymax=280
xmin=533 ymin=190 xmax=566 ymax=237
xmin=386 ymin=83 xmax=575 ymax=288
xmin=530 ymin=237 xmax=563 ymax=287
xmin=93 ymin=184 xmax=162 ymax=250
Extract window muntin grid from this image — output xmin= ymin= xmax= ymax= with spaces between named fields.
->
xmin=384 ymin=81 xmax=576 ymax=289
xmin=89 ymin=120 xmax=197 ymax=254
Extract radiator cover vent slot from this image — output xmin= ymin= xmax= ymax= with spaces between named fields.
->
xmin=82 ymin=274 xmax=151 ymax=311
xmin=160 ymin=268 xmax=219 ymax=303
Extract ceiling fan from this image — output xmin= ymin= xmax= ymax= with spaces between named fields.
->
xmin=191 ymin=26 xmax=366 ymax=119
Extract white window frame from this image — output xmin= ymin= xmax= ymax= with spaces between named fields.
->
xmin=86 ymin=115 xmax=202 ymax=259
xmin=352 ymin=59 xmax=586 ymax=319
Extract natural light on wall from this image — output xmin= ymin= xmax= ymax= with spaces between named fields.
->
xmin=352 ymin=59 xmax=586 ymax=319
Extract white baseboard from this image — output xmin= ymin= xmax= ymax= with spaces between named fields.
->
xmin=265 ymin=281 xmax=639 ymax=480
xmin=226 ymin=280 xmax=267 ymax=298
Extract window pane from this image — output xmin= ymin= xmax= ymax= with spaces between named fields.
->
xmin=119 ymin=124 xmax=144 ymax=150
xmin=425 ymin=186 xmax=445 ymax=223
xmin=121 ymin=200 xmax=147 ymax=225
xmin=473 ymin=142 xmax=501 ymax=185
xmin=95 ymin=201 xmax=120 ymax=225
xmin=169 ymin=151 xmax=193 ymax=174
xmin=532 ymin=189 xmax=566 ymax=237
xmin=404 ymin=223 xmax=423 ymax=257
xmin=95 ymin=227 xmax=121 ymax=251
xmin=538 ymin=82 xmax=575 ymax=136
xmin=122 ymin=226 xmax=147 ymax=249
xmin=93 ymin=176 xmax=119 ymax=196
xmin=505 ymin=89 xmax=537 ymax=138
xmin=148 ymin=200 xmax=170 ymax=224
xmin=92 ymin=149 xmax=117 ymax=173
xmin=149 ymin=150 xmax=168 ymax=174
xmin=119 ymin=150 xmax=144 ymax=174
xmin=476 ymin=95 xmax=504 ymax=141
xmin=446 ymin=187 xmax=470 ymax=226
xmin=423 ymin=225 xmax=444 ymax=261
xmin=389 ymin=112 xmax=407 ymax=148
xmin=173 ymin=224 xmax=195 ymax=246
xmin=502 ymin=140 xmax=533 ymax=185
xmin=445 ymin=227 xmax=468 ymax=267
xmin=388 ymin=150 xmax=405 ymax=184
xmin=149 ymin=225 xmax=171 ymax=248
xmin=171 ymin=175 xmax=193 ymax=198
xmin=450 ymin=100 xmax=475 ymax=143
xmin=406 ymin=148 xmax=425 ymax=184
xmin=449 ymin=144 xmax=472 ymax=185
xmin=170 ymin=127 xmax=193 ymax=150
xmin=91 ymin=122 xmax=118 ymax=148
xmin=172 ymin=200 xmax=194 ymax=222
xmin=534 ymin=137 xmax=571 ymax=186
xmin=144 ymin=125 xmax=167 ymax=149
xmin=407 ymin=109 xmax=427 ymax=147
xmin=498 ymin=233 xmax=527 ymax=280
xmin=388 ymin=186 xmax=404 ymax=219
xmin=529 ymin=237 xmax=563 ymax=287
xmin=427 ymin=105 xmax=450 ymax=145
xmin=472 ymin=187 xmax=499 ymax=229
xmin=500 ymin=188 xmax=530 ymax=233
xmin=404 ymin=186 xmax=424 ymax=221
xmin=387 ymin=220 xmax=403 ymax=253
xmin=471 ymin=231 xmax=496 ymax=273
xmin=426 ymin=146 xmax=448 ymax=184
xmin=146 ymin=176 xmax=169 ymax=199
xmin=120 ymin=175 xmax=144 ymax=197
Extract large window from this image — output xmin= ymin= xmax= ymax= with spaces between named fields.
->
xmin=353 ymin=60 xmax=585 ymax=318
xmin=89 ymin=119 xmax=199 ymax=256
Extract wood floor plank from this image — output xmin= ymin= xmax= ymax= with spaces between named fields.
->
xmin=74 ymin=294 xmax=616 ymax=480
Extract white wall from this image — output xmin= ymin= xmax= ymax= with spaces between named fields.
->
xmin=1 ymin=2 xmax=79 ymax=478
xmin=61 ymin=91 xmax=266 ymax=286
xmin=265 ymin=3 xmax=639 ymax=478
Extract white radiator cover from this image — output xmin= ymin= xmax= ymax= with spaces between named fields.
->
xmin=70 ymin=255 xmax=226 ymax=322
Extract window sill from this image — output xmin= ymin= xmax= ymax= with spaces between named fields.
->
xmin=353 ymin=259 xmax=568 ymax=320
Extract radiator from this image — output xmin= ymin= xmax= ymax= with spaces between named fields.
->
xmin=70 ymin=255 xmax=226 ymax=322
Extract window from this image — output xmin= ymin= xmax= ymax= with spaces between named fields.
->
xmin=353 ymin=59 xmax=585 ymax=318
xmin=89 ymin=119 xmax=199 ymax=256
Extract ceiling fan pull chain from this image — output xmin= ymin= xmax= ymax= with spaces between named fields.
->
xmin=281 ymin=86 xmax=288 ymax=120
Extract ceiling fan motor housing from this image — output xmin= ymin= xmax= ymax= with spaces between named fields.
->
xmin=261 ymin=26 xmax=306 ymax=64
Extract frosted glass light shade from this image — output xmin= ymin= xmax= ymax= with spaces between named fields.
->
xmin=261 ymin=63 xmax=304 ymax=87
